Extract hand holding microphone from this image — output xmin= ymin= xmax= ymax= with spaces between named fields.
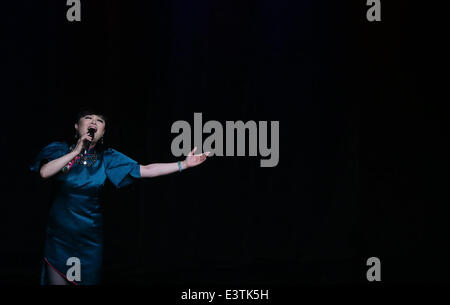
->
xmin=84 ymin=127 xmax=97 ymax=154
xmin=74 ymin=128 xmax=96 ymax=155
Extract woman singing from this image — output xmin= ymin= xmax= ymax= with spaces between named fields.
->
xmin=29 ymin=109 xmax=210 ymax=285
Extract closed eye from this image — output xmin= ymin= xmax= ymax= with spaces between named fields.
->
xmin=84 ymin=116 xmax=103 ymax=123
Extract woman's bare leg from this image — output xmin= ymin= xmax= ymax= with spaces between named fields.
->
xmin=46 ymin=264 xmax=69 ymax=285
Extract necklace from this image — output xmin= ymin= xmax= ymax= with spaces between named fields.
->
xmin=68 ymin=144 xmax=98 ymax=167
xmin=78 ymin=151 xmax=97 ymax=167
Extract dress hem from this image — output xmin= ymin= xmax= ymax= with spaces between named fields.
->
xmin=43 ymin=257 xmax=79 ymax=286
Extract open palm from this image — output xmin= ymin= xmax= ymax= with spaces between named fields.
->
xmin=185 ymin=147 xmax=210 ymax=168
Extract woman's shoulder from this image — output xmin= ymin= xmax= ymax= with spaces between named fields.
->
xmin=102 ymin=147 xmax=138 ymax=166
xmin=102 ymin=147 xmax=132 ymax=159
xmin=43 ymin=141 xmax=70 ymax=151
xmin=101 ymin=147 xmax=119 ymax=162
xmin=102 ymin=147 xmax=117 ymax=155
xmin=30 ymin=141 xmax=70 ymax=172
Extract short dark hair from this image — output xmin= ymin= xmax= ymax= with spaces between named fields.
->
xmin=74 ymin=108 xmax=108 ymax=125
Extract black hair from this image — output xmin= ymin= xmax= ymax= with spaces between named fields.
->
xmin=74 ymin=108 xmax=109 ymax=125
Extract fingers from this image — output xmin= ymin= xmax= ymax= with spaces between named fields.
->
xmin=187 ymin=148 xmax=211 ymax=165
xmin=76 ymin=134 xmax=93 ymax=152
xmin=80 ymin=133 xmax=93 ymax=142
xmin=188 ymin=146 xmax=198 ymax=156
xmin=191 ymin=152 xmax=209 ymax=159
xmin=185 ymin=150 xmax=211 ymax=168
xmin=188 ymin=147 xmax=211 ymax=156
xmin=199 ymin=152 xmax=210 ymax=158
xmin=194 ymin=152 xmax=210 ymax=163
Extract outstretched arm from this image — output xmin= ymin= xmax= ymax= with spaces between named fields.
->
xmin=139 ymin=147 xmax=210 ymax=178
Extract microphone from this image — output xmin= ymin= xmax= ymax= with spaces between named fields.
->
xmin=83 ymin=127 xmax=96 ymax=155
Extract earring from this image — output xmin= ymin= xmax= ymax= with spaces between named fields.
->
xmin=74 ymin=132 xmax=79 ymax=139
xmin=100 ymin=137 xmax=104 ymax=144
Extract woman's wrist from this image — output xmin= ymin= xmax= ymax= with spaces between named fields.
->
xmin=68 ymin=150 xmax=80 ymax=158
xmin=181 ymin=160 xmax=188 ymax=170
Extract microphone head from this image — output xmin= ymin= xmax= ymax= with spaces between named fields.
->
xmin=88 ymin=127 xmax=96 ymax=137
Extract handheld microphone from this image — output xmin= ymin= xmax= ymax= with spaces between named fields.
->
xmin=83 ymin=127 xmax=96 ymax=155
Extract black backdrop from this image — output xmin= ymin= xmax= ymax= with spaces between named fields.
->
xmin=3 ymin=0 xmax=448 ymax=285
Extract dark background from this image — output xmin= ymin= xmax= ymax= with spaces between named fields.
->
xmin=2 ymin=0 xmax=447 ymax=285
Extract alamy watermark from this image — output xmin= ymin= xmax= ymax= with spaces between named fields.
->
xmin=66 ymin=1 xmax=381 ymax=24
xmin=66 ymin=0 xmax=81 ymax=22
xmin=366 ymin=0 xmax=381 ymax=22
xmin=366 ymin=256 xmax=381 ymax=282
xmin=66 ymin=256 xmax=81 ymax=282
xmin=171 ymin=113 xmax=279 ymax=167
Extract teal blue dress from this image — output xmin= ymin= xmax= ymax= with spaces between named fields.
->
xmin=29 ymin=141 xmax=141 ymax=285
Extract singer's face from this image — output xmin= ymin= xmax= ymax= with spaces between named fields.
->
xmin=75 ymin=114 xmax=106 ymax=144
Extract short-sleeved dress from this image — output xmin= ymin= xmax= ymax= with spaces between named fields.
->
xmin=29 ymin=141 xmax=141 ymax=285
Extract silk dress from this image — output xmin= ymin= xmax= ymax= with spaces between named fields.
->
xmin=29 ymin=141 xmax=141 ymax=285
